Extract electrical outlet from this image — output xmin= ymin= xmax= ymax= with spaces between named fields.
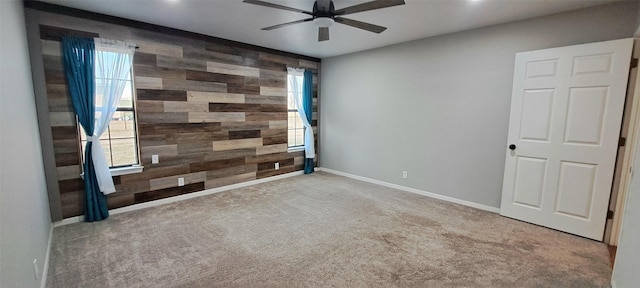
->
xmin=152 ymin=154 xmax=159 ymax=164
xmin=402 ymin=171 xmax=408 ymax=179
xmin=275 ymin=162 xmax=280 ymax=170
xmin=178 ymin=177 xmax=185 ymax=186
xmin=33 ymin=259 xmax=39 ymax=280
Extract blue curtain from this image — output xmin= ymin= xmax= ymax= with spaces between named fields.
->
xmin=302 ymin=70 xmax=314 ymax=174
xmin=62 ymin=37 xmax=109 ymax=222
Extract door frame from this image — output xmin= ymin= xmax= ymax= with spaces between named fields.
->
xmin=610 ymin=40 xmax=640 ymax=245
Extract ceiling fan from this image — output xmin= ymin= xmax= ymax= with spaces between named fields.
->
xmin=243 ymin=0 xmax=406 ymax=42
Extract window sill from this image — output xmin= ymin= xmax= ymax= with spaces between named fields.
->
xmin=80 ymin=165 xmax=144 ymax=179
xmin=110 ymin=165 xmax=144 ymax=176
xmin=288 ymin=146 xmax=305 ymax=153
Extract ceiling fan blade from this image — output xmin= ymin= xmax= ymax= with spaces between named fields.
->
xmin=243 ymin=0 xmax=312 ymax=15
xmin=318 ymin=27 xmax=329 ymax=42
xmin=334 ymin=17 xmax=387 ymax=33
xmin=335 ymin=0 xmax=405 ymax=15
xmin=262 ymin=18 xmax=313 ymax=31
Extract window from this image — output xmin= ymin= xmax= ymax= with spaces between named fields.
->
xmin=79 ymin=48 xmax=140 ymax=170
xmin=287 ymin=72 xmax=305 ymax=148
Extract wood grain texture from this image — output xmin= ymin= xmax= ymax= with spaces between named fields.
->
xmin=34 ymin=10 xmax=319 ymax=218
xmin=212 ymin=138 xmax=263 ymax=151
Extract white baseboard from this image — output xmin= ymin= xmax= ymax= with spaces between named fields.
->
xmin=40 ymin=223 xmax=53 ymax=288
xmin=318 ymin=167 xmax=501 ymax=214
xmin=54 ymin=170 xmax=306 ymax=227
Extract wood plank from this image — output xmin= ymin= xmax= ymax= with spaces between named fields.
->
xmin=257 ymin=165 xmax=295 ymax=179
xmin=185 ymin=70 xmax=244 ymax=84
xmin=46 ymin=84 xmax=68 ymax=100
xmin=44 ymin=69 xmax=66 ymax=85
xmin=48 ymin=97 xmax=73 ymax=112
xmin=299 ymin=59 xmax=319 ymax=70
xmin=269 ymin=120 xmax=287 ymax=129
xmin=206 ymin=164 xmax=258 ymax=179
xmin=136 ymin=89 xmax=187 ymax=101
xmin=51 ymin=126 xmax=78 ymax=141
xmin=107 ymin=194 xmax=135 ymax=210
xmin=163 ymin=79 xmax=226 ymax=92
xmin=259 ymin=78 xmax=286 ymax=88
xmin=263 ymin=135 xmax=287 ymax=145
xmin=229 ymin=130 xmax=261 ymax=140
xmin=212 ymin=138 xmax=263 ymax=151
xmin=134 ymin=182 xmax=204 ymax=203
xmin=136 ymin=100 xmax=164 ymax=113
xmin=246 ymin=112 xmax=287 ymax=121
xmin=58 ymin=178 xmax=84 ymax=193
xmin=53 ymin=139 xmax=79 ymax=154
xmin=149 ymin=171 xmax=206 ymax=190
xmin=134 ymin=52 xmax=157 ymax=66
xmin=135 ymin=40 xmax=184 ymax=58
xmin=57 ymin=165 xmax=81 ymax=181
xmin=55 ymin=152 xmax=79 ymax=166
xmin=164 ymin=101 xmax=209 ymax=113
xmin=134 ymin=65 xmax=186 ymax=80
xmin=259 ymin=52 xmax=298 ymax=66
xmin=137 ymin=112 xmax=188 ymax=124
xmin=140 ymin=144 xmax=178 ymax=158
xmin=41 ymin=39 xmax=61 ymax=56
xmin=260 ymin=86 xmax=286 ymax=97
xmin=208 ymin=103 xmax=261 ymax=112
xmin=188 ymin=112 xmax=245 ymax=123
xmin=227 ymin=84 xmax=259 ymax=94
xmin=183 ymin=46 xmax=244 ymax=65
xmin=204 ymin=148 xmax=257 ymax=161
xmin=135 ymin=76 xmax=163 ymax=89
xmin=187 ymin=91 xmax=245 ymax=103
xmin=156 ymin=55 xmax=206 ymax=71
xmin=221 ymin=121 xmax=270 ymax=131
xmin=189 ymin=157 xmax=246 ymax=173
xmin=245 ymin=94 xmax=286 ymax=105
xmin=256 ymin=144 xmax=288 ymax=155
xmin=177 ymin=140 xmax=218 ymax=155
xmin=260 ymin=104 xmax=287 ymax=112
xmin=152 ymin=122 xmax=222 ymax=134
xmin=245 ymin=152 xmax=290 ymax=164
xmin=258 ymin=157 xmax=294 ymax=171
xmin=205 ymin=172 xmax=256 ymax=189
xmin=207 ymin=61 xmax=260 ymax=77
xmin=114 ymin=180 xmax=150 ymax=195
xmin=50 ymin=112 xmax=76 ymax=127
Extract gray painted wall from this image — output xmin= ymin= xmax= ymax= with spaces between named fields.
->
xmin=320 ymin=1 xmax=639 ymax=208
xmin=0 ymin=0 xmax=53 ymax=287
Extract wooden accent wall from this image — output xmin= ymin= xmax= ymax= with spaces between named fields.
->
xmin=30 ymin=9 xmax=319 ymax=218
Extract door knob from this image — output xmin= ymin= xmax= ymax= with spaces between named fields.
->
xmin=509 ymin=144 xmax=516 ymax=150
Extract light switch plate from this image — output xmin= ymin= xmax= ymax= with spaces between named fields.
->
xmin=152 ymin=154 xmax=159 ymax=164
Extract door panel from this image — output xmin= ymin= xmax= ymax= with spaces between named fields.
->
xmin=501 ymin=38 xmax=633 ymax=240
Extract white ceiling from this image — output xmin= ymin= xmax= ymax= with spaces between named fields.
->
xmin=40 ymin=0 xmax=620 ymax=59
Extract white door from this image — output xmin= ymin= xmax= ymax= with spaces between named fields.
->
xmin=500 ymin=39 xmax=633 ymax=241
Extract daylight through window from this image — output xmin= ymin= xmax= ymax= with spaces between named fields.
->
xmin=287 ymin=73 xmax=305 ymax=148
xmin=79 ymin=50 xmax=139 ymax=168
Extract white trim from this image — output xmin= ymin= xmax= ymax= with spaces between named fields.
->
xmin=40 ymin=224 xmax=53 ymax=288
xmin=611 ymin=279 xmax=617 ymax=288
xmin=54 ymin=170 xmax=306 ymax=227
xmin=318 ymin=167 xmax=501 ymax=214
xmin=110 ymin=165 xmax=143 ymax=176
xmin=288 ymin=146 xmax=305 ymax=153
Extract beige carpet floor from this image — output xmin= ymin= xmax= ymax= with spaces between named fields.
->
xmin=47 ymin=171 xmax=612 ymax=287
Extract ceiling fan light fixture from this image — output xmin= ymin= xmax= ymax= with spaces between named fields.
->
xmin=313 ymin=17 xmax=334 ymax=27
